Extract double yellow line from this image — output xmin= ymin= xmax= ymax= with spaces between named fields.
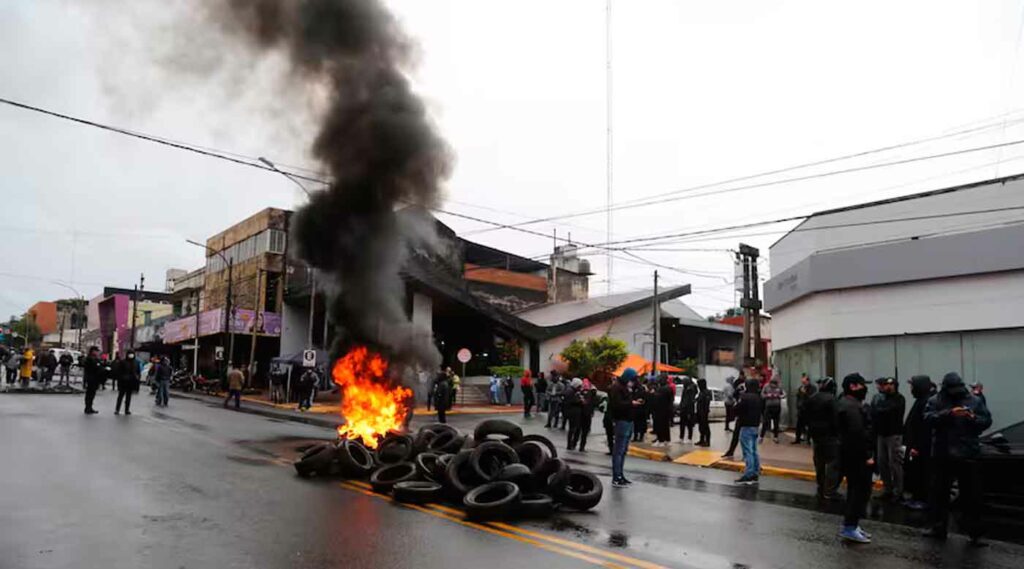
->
xmin=340 ymin=479 xmax=669 ymax=569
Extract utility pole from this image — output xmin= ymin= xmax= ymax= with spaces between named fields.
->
xmin=736 ymin=244 xmax=761 ymax=370
xmin=248 ymin=268 xmax=262 ymax=386
xmin=652 ymin=270 xmax=660 ymax=373
xmin=130 ymin=273 xmax=144 ymax=350
xmin=307 ymin=267 xmax=316 ymax=349
xmin=226 ymin=258 xmax=235 ymax=369
xmin=192 ymin=287 xmax=201 ymax=377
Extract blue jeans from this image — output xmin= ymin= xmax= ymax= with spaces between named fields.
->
xmin=612 ymin=420 xmax=634 ymax=480
xmin=740 ymin=426 xmax=760 ymax=477
xmin=155 ymin=380 xmax=169 ymax=406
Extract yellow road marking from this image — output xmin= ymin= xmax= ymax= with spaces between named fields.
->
xmin=338 ymin=482 xmax=621 ymax=568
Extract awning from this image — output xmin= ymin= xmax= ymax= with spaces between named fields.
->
xmin=613 ymin=354 xmax=684 ymax=376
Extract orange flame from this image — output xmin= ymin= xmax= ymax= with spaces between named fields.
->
xmin=332 ymin=346 xmax=412 ymax=449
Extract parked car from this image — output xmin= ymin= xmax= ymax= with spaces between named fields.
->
xmin=671 ymin=376 xmax=726 ymax=422
xmin=977 ymin=420 xmax=1024 ymax=537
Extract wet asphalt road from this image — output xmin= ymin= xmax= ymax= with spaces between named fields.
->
xmin=2 ymin=394 xmax=1022 ymax=569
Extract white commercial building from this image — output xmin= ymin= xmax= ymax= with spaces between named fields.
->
xmin=764 ymin=174 xmax=1024 ymax=430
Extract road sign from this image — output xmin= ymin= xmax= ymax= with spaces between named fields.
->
xmin=457 ymin=348 xmax=472 ymax=364
xmin=215 ymin=346 xmax=225 ymax=361
xmin=302 ymin=349 xmax=317 ymax=368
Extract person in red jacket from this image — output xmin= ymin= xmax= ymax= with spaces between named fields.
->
xmin=521 ymin=370 xmax=535 ymax=418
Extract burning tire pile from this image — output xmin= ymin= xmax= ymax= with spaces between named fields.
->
xmin=294 ymin=418 xmax=604 ymax=520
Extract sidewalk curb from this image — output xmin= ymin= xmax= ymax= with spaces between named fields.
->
xmin=170 ymin=391 xmax=341 ymax=430
xmin=627 ymin=447 xmax=672 ymax=462
xmin=626 ymin=445 xmax=819 ymax=482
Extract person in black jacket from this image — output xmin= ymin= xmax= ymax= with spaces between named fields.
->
xmin=651 ymin=375 xmax=674 ymax=446
xmin=677 ymin=377 xmax=697 ymax=442
xmin=902 ymin=375 xmax=934 ymax=510
xmin=733 ymin=378 xmax=763 ymax=485
xmin=695 ymin=378 xmax=712 ymax=447
xmin=433 ymin=372 xmax=451 ymax=424
xmin=114 ymin=350 xmax=140 ymax=415
xmin=722 ymin=377 xmax=747 ymax=458
xmin=82 ymin=346 xmax=103 ymax=415
xmin=804 ymin=377 xmax=841 ymax=499
xmin=631 ymin=379 xmax=650 ymax=442
xmin=923 ymin=372 xmax=992 ymax=544
xmin=871 ymin=377 xmax=906 ymax=501
xmin=564 ymin=378 xmax=584 ymax=450
xmin=609 ymin=368 xmax=642 ymax=487
xmin=793 ymin=373 xmax=817 ymax=444
xmin=836 ymin=373 xmax=874 ymax=543
xmin=57 ymin=351 xmax=74 ymax=386
xmin=578 ymin=379 xmax=597 ymax=452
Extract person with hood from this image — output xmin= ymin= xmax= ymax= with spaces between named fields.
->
xmin=677 ymin=376 xmax=697 ymax=442
xmin=722 ymin=378 xmax=748 ymax=458
xmin=871 ymin=377 xmax=906 ymax=501
xmin=631 ymin=378 xmax=651 ymax=442
xmin=432 ymin=370 xmax=451 ymax=424
xmin=297 ymin=367 xmax=318 ymax=412
xmin=804 ymin=377 xmax=841 ymax=500
xmin=579 ymin=378 xmax=597 ymax=452
xmin=114 ymin=350 xmax=140 ymax=415
xmin=652 ymin=374 xmax=674 ymax=446
xmin=546 ymin=374 xmax=565 ymax=429
xmin=535 ymin=372 xmax=548 ymax=412
xmin=760 ymin=377 xmax=785 ymax=443
xmin=57 ymin=351 xmax=74 ymax=386
xmin=793 ymin=373 xmax=817 ymax=444
xmin=521 ymin=369 xmax=535 ymax=418
xmin=152 ymin=355 xmax=171 ymax=407
xmin=609 ymin=368 xmax=643 ymax=487
xmin=564 ymin=377 xmax=585 ymax=450
xmin=836 ymin=373 xmax=874 ymax=543
xmin=20 ymin=347 xmax=35 ymax=388
xmin=40 ymin=349 xmax=58 ymax=386
xmin=734 ymin=378 xmax=763 ymax=485
xmin=902 ymin=375 xmax=935 ymax=510
xmin=695 ymin=378 xmax=712 ymax=447
xmin=5 ymin=349 xmax=21 ymax=385
xmin=82 ymin=346 xmax=103 ymax=414
xmin=923 ymin=372 xmax=992 ymax=544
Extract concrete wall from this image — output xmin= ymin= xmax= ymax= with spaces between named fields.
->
xmin=280 ymin=302 xmax=309 ymax=358
xmin=531 ymin=309 xmax=653 ymax=374
xmin=771 ymin=270 xmax=1024 ymax=351
xmin=770 ymin=176 xmax=1024 ymax=275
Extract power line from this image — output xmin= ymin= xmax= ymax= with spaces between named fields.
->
xmin=464 ymin=109 xmax=1024 ymax=235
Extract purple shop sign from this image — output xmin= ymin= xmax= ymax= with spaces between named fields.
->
xmin=162 ymin=309 xmax=282 ymax=344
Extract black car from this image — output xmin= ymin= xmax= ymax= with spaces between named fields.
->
xmin=978 ymin=420 xmax=1024 ymax=538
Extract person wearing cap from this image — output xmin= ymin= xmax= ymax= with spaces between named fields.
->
xmin=804 ymin=377 xmax=841 ymax=500
xmin=871 ymin=376 xmax=906 ymax=502
xmin=609 ymin=368 xmax=643 ymax=487
xmin=733 ymin=378 xmax=764 ymax=485
xmin=923 ymin=372 xmax=992 ymax=545
xmin=902 ymin=375 xmax=935 ymax=510
xmin=836 ymin=373 xmax=874 ymax=543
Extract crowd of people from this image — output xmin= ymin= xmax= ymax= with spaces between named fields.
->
xmin=1 ymin=346 xmax=76 ymax=388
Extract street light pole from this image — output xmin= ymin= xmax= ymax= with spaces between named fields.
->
xmin=259 ymin=157 xmax=318 ymax=352
xmin=186 ymin=239 xmax=233 ymax=383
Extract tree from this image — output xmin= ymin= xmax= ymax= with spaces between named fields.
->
xmin=560 ymin=336 xmax=628 ymax=379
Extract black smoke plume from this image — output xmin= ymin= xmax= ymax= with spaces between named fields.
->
xmin=213 ymin=0 xmax=451 ymax=370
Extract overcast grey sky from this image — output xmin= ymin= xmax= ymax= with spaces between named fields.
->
xmin=4 ymin=0 xmax=1024 ymax=321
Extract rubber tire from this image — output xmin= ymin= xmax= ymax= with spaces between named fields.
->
xmin=433 ymin=453 xmax=454 ymax=482
xmin=518 ymin=493 xmax=556 ymax=518
xmin=443 ymin=450 xmax=481 ymax=498
xmin=393 ymin=481 xmax=443 ymax=504
xmin=513 ymin=440 xmax=551 ymax=475
xmin=470 ymin=441 xmax=520 ymax=481
xmin=369 ymin=462 xmax=419 ymax=494
xmin=336 ymin=439 xmax=376 ymax=478
xmin=463 ymin=481 xmax=522 ymax=521
xmin=496 ymin=463 xmax=536 ymax=493
xmin=556 ymin=470 xmax=603 ymax=511
xmin=418 ymin=423 xmax=459 ymax=437
xmin=294 ymin=443 xmax=336 ymax=478
xmin=415 ymin=452 xmax=441 ymax=481
xmin=377 ymin=434 xmax=415 ymax=465
xmin=473 ymin=419 xmax=523 ymax=445
xmin=536 ymin=458 xmax=570 ymax=495
xmin=427 ymin=431 xmax=465 ymax=454
xmin=412 ymin=429 xmax=438 ymax=454
xmin=520 ymin=434 xmax=558 ymax=459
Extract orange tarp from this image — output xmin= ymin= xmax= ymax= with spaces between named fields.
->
xmin=613 ymin=354 xmax=683 ymax=377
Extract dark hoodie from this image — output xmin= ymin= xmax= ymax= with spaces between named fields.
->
xmin=903 ymin=375 xmax=934 ymax=456
xmin=804 ymin=377 xmax=839 ymax=442
xmin=695 ymin=378 xmax=711 ymax=419
xmin=924 ymin=372 xmax=992 ymax=459
xmin=734 ymin=378 xmax=763 ymax=428
xmin=837 ymin=373 xmax=872 ymax=467
xmin=870 ymin=381 xmax=906 ymax=437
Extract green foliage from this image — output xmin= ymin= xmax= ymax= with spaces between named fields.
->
xmin=489 ymin=365 xmax=525 ymax=378
xmin=560 ymin=336 xmax=628 ymax=379
xmin=673 ymin=357 xmax=698 ymax=377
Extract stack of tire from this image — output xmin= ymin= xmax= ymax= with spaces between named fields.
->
xmin=294 ymin=419 xmax=603 ymax=520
